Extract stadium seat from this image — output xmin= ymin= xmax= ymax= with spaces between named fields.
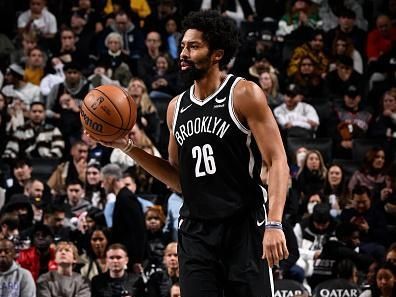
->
xmin=351 ymin=138 xmax=385 ymax=162
xmin=286 ymin=137 xmax=333 ymax=164
xmin=332 ymin=159 xmax=361 ymax=179
xmin=31 ymin=158 xmax=60 ymax=181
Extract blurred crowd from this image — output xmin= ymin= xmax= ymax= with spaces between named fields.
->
xmin=0 ymin=0 xmax=395 ymax=297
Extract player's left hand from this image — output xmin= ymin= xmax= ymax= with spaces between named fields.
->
xmin=262 ymin=229 xmax=289 ymax=268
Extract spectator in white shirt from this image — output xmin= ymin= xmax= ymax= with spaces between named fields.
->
xmin=274 ymin=83 xmax=320 ymax=138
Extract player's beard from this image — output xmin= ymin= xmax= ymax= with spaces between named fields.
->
xmin=180 ymin=63 xmax=207 ymax=86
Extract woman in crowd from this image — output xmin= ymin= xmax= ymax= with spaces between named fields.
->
xmin=348 ymin=148 xmax=392 ymax=198
xmin=148 ymin=54 xmax=178 ymax=99
xmin=290 ymin=55 xmax=325 ymax=101
xmin=258 ymin=70 xmax=283 ymax=109
xmin=80 ymin=227 xmax=110 ymax=280
xmin=96 ymin=32 xmax=134 ymax=87
xmin=369 ymin=89 xmax=396 ymax=141
xmin=128 ymin=77 xmax=161 ymax=145
xmin=295 ymin=150 xmax=327 ymax=216
xmin=323 ymin=164 xmax=351 ymax=217
xmin=329 ymin=35 xmax=363 ymax=74
xmin=84 ymin=160 xmax=106 ymax=210
xmin=359 ymin=262 xmax=396 ymax=297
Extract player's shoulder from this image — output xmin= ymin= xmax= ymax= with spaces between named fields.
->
xmin=233 ymin=78 xmax=265 ymax=101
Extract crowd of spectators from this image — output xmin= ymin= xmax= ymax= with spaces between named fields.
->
xmin=0 ymin=0 xmax=395 ymax=296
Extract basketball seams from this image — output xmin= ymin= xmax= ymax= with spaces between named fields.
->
xmin=94 ymin=88 xmax=126 ymax=129
xmin=119 ymin=87 xmax=135 ymax=130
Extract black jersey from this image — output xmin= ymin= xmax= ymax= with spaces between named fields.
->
xmin=172 ymin=75 xmax=266 ymax=220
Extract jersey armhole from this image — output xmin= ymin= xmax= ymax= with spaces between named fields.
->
xmin=228 ymin=77 xmax=250 ymax=134
xmin=172 ymin=92 xmax=185 ymax=135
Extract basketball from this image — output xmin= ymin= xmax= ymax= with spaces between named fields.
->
xmin=80 ymin=85 xmax=137 ymax=142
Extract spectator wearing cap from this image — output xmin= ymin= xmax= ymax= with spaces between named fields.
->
xmin=274 ymin=83 xmax=320 ymax=138
xmin=0 ymin=213 xmax=19 ymax=241
xmin=0 ymin=239 xmax=36 ymax=297
xmin=37 ymin=241 xmax=91 ymax=297
xmin=276 ymin=0 xmax=321 ymax=38
xmin=46 ymin=61 xmax=92 ymax=149
xmin=323 ymin=8 xmax=367 ymax=55
xmin=311 ymin=221 xmax=373 ymax=287
xmin=287 ymin=30 xmax=329 ymax=78
xmin=2 ymin=101 xmax=64 ymax=160
xmin=293 ymin=203 xmax=336 ymax=281
xmin=325 ymin=55 xmax=363 ymax=103
xmin=2 ymin=194 xmax=35 ymax=235
xmin=366 ymin=15 xmax=396 ymax=64
xmin=17 ymin=0 xmax=57 ymax=40
xmin=17 ymin=223 xmax=57 ymax=281
xmin=247 ymin=52 xmax=278 ymax=85
xmin=331 ymin=84 xmax=372 ymax=159
xmin=1 ymin=63 xmax=41 ymax=106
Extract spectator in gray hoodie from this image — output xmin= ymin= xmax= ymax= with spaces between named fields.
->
xmin=0 ymin=238 xmax=35 ymax=297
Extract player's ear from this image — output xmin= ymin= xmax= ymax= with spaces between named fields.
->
xmin=213 ymin=49 xmax=224 ymax=63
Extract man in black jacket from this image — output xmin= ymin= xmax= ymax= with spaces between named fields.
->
xmin=101 ymin=164 xmax=146 ymax=272
xmin=91 ymin=243 xmax=144 ymax=297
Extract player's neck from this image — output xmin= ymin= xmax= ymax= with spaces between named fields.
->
xmin=193 ymin=68 xmax=225 ymax=100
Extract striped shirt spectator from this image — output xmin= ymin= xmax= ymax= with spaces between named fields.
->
xmin=2 ymin=102 xmax=64 ymax=160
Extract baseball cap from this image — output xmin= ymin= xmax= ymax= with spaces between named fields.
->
xmin=284 ymin=83 xmax=302 ymax=97
xmin=312 ymin=203 xmax=331 ymax=224
xmin=7 ymin=64 xmax=25 ymax=78
xmin=345 ymin=84 xmax=359 ymax=97
xmin=337 ymin=55 xmax=353 ymax=67
xmin=63 ymin=61 xmax=82 ymax=72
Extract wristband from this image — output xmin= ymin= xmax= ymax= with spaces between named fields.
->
xmin=123 ymin=138 xmax=135 ymax=153
xmin=265 ymin=221 xmax=283 ymax=230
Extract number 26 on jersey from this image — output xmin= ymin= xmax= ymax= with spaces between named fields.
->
xmin=192 ymin=144 xmax=217 ymax=177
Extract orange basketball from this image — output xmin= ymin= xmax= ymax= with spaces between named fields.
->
xmin=80 ymin=85 xmax=137 ymax=142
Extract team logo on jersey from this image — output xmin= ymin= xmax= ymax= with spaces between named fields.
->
xmin=215 ymin=97 xmax=227 ymax=104
xmin=180 ymin=104 xmax=192 ymax=114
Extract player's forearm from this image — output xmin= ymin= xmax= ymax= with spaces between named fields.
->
xmin=126 ymin=147 xmax=181 ymax=192
xmin=267 ymin=158 xmax=289 ymax=222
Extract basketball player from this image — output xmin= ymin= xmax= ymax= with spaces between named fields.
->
xmin=88 ymin=10 xmax=289 ymax=297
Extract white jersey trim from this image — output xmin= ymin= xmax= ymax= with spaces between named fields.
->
xmin=172 ymin=91 xmax=185 ymax=135
xmin=228 ymin=77 xmax=249 ymax=134
xmin=189 ymin=74 xmax=233 ymax=106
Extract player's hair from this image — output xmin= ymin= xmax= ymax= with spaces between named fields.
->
xmin=181 ymin=10 xmax=239 ymax=69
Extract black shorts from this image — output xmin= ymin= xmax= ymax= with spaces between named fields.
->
xmin=178 ymin=210 xmax=274 ymax=297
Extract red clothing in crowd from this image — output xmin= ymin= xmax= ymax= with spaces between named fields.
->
xmin=17 ymin=246 xmax=57 ymax=281
xmin=366 ymin=27 xmax=396 ymax=59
